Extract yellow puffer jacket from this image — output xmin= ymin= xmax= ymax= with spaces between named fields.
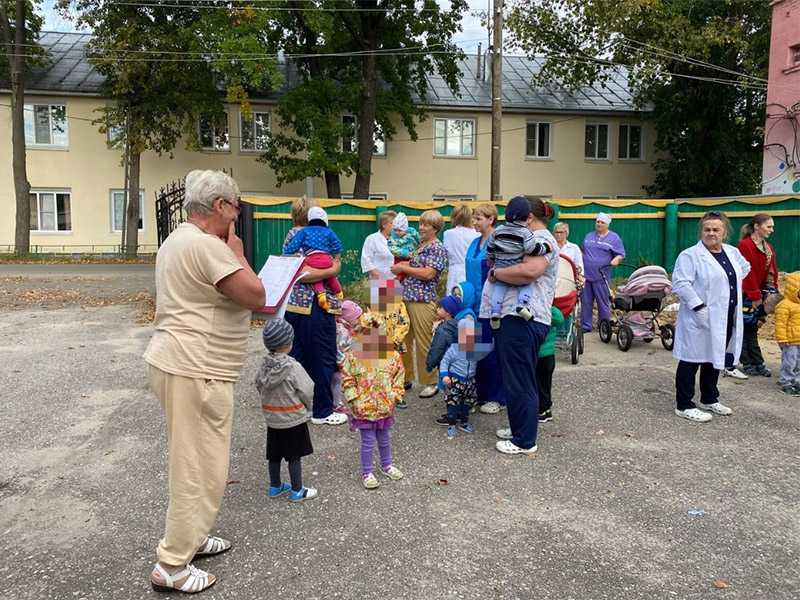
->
xmin=775 ymin=272 xmax=800 ymax=344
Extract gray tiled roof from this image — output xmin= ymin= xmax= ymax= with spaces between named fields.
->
xmin=19 ymin=32 xmax=644 ymax=114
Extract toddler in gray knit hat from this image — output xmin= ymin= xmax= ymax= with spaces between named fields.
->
xmin=255 ymin=318 xmax=318 ymax=502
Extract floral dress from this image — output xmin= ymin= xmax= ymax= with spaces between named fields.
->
xmin=401 ymin=239 xmax=448 ymax=303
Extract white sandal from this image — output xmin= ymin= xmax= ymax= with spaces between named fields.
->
xmin=195 ymin=535 xmax=231 ymax=557
xmin=151 ymin=563 xmax=216 ymax=594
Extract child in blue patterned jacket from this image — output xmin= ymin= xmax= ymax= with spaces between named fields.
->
xmin=283 ymin=206 xmax=343 ymax=311
xmin=439 ymin=314 xmax=480 ymax=439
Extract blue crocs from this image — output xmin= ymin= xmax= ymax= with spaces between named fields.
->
xmin=268 ymin=482 xmax=291 ymax=498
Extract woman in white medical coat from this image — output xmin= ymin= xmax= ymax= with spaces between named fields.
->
xmin=671 ymin=211 xmax=751 ymax=422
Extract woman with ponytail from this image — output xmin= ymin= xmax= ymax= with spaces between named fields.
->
xmin=736 ymin=213 xmax=779 ymax=377
xmin=479 ymin=196 xmax=559 ymax=455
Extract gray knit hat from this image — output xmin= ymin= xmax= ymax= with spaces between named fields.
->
xmin=262 ymin=318 xmax=294 ymax=350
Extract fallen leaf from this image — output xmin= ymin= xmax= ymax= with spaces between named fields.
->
xmin=226 ymin=480 xmax=241 ymax=485
xmin=436 ymin=479 xmax=448 ymax=486
xmin=712 ymin=579 xmax=730 ymax=589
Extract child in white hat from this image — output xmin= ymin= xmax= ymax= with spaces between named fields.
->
xmin=283 ymin=206 xmax=344 ymax=311
xmin=386 ymin=212 xmax=420 ymax=282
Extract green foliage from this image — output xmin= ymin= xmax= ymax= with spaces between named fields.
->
xmin=0 ymin=0 xmax=45 ymax=81
xmin=506 ymin=0 xmax=770 ymax=197
xmin=260 ymin=0 xmax=468 ymax=196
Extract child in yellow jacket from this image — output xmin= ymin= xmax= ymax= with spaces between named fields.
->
xmin=775 ymin=272 xmax=800 ymax=396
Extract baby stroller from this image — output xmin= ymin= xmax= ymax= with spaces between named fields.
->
xmin=598 ymin=265 xmax=674 ymax=352
xmin=554 ymin=254 xmax=584 ymax=364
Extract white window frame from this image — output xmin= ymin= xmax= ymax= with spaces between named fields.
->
xmin=239 ymin=110 xmax=271 ymax=152
xmin=341 ymin=115 xmax=386 ymax=156
xmin=110 ymin=189 xmax=145 ymax=232
xmin=341 ymin=193 xmax=388 ymax=200
xmin=24 ymin=104 xmax=69 ymax=148
xmin=29 ymin=189 xmax=72 ymax=234
xmin=433 ymin=117 xmax=476 ymax=158
xmin=584 ymin=122 xmax=609 ymax=160
xmin=106 ymin=124 xmax=124 ymax=148
xmin=198 ymin=111 xmax=230 ymax=151
xmin=525 ymin=121 xmax=551 ymax=159
xmin=618 ymin=123 xmax=643 ymax=160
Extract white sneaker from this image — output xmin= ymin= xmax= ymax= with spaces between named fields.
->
xmin=495 ymin=440 xmax=537 ymax=455
xmin=479 ymin=401 xmax=501 ymax=414
xmin=419 ymin=385 xmax=439 ymax=399
xmin=674 ymin=408 xmax=712 ymax=423
xmin=702 ymin=402 xmax=733 ymax=416
xmin=495 ymin=427 xmax=512 ymax=440
xmin=722 ymin=368 xmax=748 ymax=381
xmin=311 ymin=412 xmax=348 ymax=425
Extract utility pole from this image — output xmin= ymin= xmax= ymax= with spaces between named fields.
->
xmin=490 ymin=0 xmax=503 ymax=202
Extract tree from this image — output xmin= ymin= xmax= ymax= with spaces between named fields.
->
xmin=0 ymin=0 xmax=43 ymax=254
xmin=506 ymin=0 xmax=770 ymax=197
xmin=262 ymin=0 xmax=467 ymax=198
xmin=69 ymin=1 xmax=280 ymax=255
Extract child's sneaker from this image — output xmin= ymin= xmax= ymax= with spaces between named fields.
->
xmin=381 ymin=465 xmax=404 ymax=480
xmin=515 ymin=306 xmax=532 ymax=320
xmin=396 ymin=398 xmax=408 ymax=409
xmin=362 ymin=473 xmax=380 ymax=489
xmin=288 ymin=486 xmax=318 ymax=502
xmin=458 ymin=422 xmax=475 ymax=434
xmin=490 ymin=315 xmax=501 ymax=330
xmin=268 ymin=482 xmax=291 ymax=498
xmin=316 ymin=292 xmax=330 ymax=311
xmin=446 ymin=425 xmax=457 ymax=439
xmin=538 ymin=409 xmax=553 ymax=423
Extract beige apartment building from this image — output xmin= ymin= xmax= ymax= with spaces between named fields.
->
xmin=1 ymin=32 xmax=657 ymax=250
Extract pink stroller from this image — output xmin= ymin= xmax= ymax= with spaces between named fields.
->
xmin=598 ymin=265 xmax=675 ymax=352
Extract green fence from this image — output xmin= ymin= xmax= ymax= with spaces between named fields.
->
xmin=243 ymin=195 xmax=800 ymax=283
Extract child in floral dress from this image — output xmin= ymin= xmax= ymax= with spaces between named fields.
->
xmin=341 ymin=310 xmax=408 ymax=489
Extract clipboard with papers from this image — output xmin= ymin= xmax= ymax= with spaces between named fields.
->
xmin=255 ymin=255 xmax=308 ymax=318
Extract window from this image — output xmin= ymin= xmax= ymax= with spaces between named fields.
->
xmin=341 ymin=193 xmax=388 ymax=200
xmin=432 ymin=194 xmax=477 ymax=202
xmin=24 ymin=104 xmax=68 ymax=147
xmin=199 ymin=112 xmax=229 ymax=151
xmin=618 ymin=124 xmax=642 ymax=160
xmin=240 ymin=111 xmax=270 ymax=152
xmin=584 ymin=123 xmax=609 ymax=159
xmin=110 ymin=190 xmax=145 ymax=232
xmin=791 ymin=44 xmax=800 ymax=67
xmin=107 ymin=124 xmax=124 ymax=148
xmin=434 ymin=118 xmax=475 ymax=157
xmin=29 ymin=191 xmax=71 ymax=232
xmin=525 ymin=122 xmax=551 ymax=158
xmin=341 ymin=116 xmax=385 ymax=156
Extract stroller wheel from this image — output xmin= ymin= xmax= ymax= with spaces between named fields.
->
xmin=599 ymin=319 xmax=612 ymax=343
xmin=617 ymin=325 xmax=633 ymax=352
xmin=571 ymin=332 xmax=579 ymax=365
xmin=578 ymin=325 xmax=585 ymax=355
xmin=660 ymin=323 xmax=675 ymax=351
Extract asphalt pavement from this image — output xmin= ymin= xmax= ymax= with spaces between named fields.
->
xmin=0 ymin=267 xmax=797 ymax=599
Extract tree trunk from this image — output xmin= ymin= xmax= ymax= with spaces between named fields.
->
xmin=124 ymin=150 xmax=141 ymax=257
xmin=4 ymin=1 xmax=31 ymax=254
xmin=352 ymin=17 xmax=379 ymax=199
xmin=324 ymin=170 xmax=341 ymax=198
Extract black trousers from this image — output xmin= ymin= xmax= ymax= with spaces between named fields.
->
xmin=536 ymin=354 xmax=555 ymax=413
xmin=739 ymin=321 xmax=764 ymax=367
xmin=675 ymin=310 xmax=733 ymax=410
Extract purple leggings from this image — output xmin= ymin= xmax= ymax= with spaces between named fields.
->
xmin=360 ymin=428 xmax=393 ymax=475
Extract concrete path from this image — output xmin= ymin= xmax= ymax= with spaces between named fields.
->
xmin=0 ymin=272 xmax=797 ymax=599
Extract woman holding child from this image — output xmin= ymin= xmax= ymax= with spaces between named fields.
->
xmin=479 ymin=196 xmax=559 ymax=455
xmin=391 ymin=209 xmax=448 ymax=400
xmin=283 ymin=196 xmax=347 ymax=426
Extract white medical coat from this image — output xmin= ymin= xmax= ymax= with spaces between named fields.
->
xmin=671 ymin=241 xmax=751 ymax=370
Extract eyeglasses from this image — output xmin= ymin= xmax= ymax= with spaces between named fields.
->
xmin=221 ymin=198 xmax=241 ymax=213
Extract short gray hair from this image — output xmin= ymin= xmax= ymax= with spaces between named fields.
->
xmin=554 ymin=221 xmax=570 ymax=234
xmin=184 ymin=170 xmax=240 ymax=216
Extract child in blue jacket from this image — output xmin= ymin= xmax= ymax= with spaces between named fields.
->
xmin=439 ymin=316 xmax=480 ymax=439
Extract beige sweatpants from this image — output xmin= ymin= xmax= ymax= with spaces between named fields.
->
xmin=148 ymin=365 xmax=234 ymax=566
xmin=403 ymin=300 xmax=438 ymax=386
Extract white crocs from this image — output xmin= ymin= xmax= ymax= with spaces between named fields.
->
xmin=674 ymin=408 xmax=712 ymax=423
xmin=311 ymin=412 xmax=348 ymax=425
